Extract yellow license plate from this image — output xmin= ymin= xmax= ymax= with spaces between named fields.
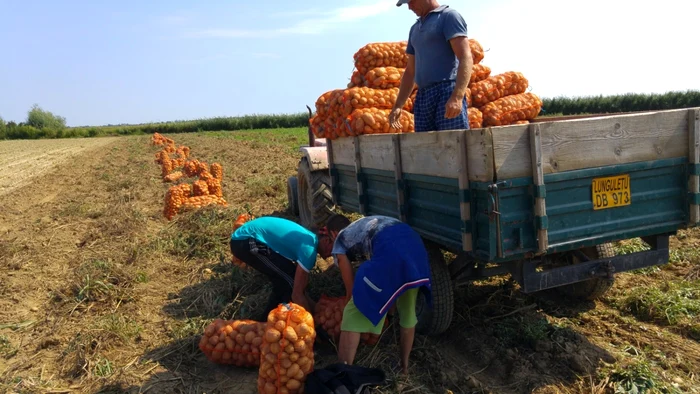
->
xmin=592 ymin=174 xmax=631 ymax=210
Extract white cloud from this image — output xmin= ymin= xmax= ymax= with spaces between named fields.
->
xmin=184 ymin=1 xmax=394 ymax=39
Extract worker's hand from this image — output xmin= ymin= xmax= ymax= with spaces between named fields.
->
xmin=444 ymin=96 xmax=463 ymax=119
xmin=388 ymin=107 xmax=403 ymax=129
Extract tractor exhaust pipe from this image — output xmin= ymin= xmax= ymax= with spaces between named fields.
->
xmin=306 ymin=105 xmax=315 ymax=147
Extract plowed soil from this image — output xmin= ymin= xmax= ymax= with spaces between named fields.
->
xmin=0 ymin=138 xmax=118 ymax=198
xmin=0 ymin=133 xmax=697 ymax=394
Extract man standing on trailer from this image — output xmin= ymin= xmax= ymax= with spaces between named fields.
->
xmin=389 ymin=0 xmax=473 ymax=132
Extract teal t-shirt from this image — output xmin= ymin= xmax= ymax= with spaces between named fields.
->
xmin=230 ymin=216 xmax=318 ymax=272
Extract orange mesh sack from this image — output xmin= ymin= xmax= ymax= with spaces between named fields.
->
xmin=315 ymin=90 xmax=343 ymax=118
xmin=193 ymin=180 xmax=209 ymax=196
xmin=180 ymin=195 xmax=228 ymax=211
xmin=183 ymin=159 xmax=201 ymax=177
xmin=470 ymin=63 xmax=491 ymax=84
xmin=232 ymin=213 xmax=255 ymax=268
xmin=161 ymin=157 xmax=173 ymax=178
xmin=155 ymin=150 xmax=169 ymax=165
xmin=338 ymin=87 xmax=413 ymax=118
xmin=469 ymin=39 xmax=485 ymax=64
xmin=210 ymin=163 xmax=223 ymax=180
xmin=313 ymin=295 xmax=384 ymax=346
xmin=313 ymin=295 xmax=345 ymax=342
xmin=197 ymin=162 xmax=210 ymax=176
xmin=176 ymin=145 xmax=191 ymax=159
xmin=346 ymin=108 xmax=414 ymax=136
xmin=151 ymin=132 xmax=174 ymax=146
xmin=170 ymin=158 xmax=185 ymax=169
xmin=323 ymin=116 xmax=344 ymax=140
xmin=353 ymin=41 xmax=408 ymax=75
xmin=163 ymin=171 xmax=183 ymax=183
xmin=199 ymin=319 xmax=266 ymax=367
xmin=164 ymin=142 xmax=176 ymax=154
xmin=234 ymin=213 xmax=254 ymax=231
xmin=164 ymin=183 xmax=192 ymax=220
xmin=206 ymin=178 xmax=223 ymax=198
xmin=481 ymin=92 xmax=543 ymax=126
xmin=364 ymin=67 xmax=404 ymax=89
xmin=348 ymin=70 xmax=365 ymax=88
xmin=258 ymin=303 xmax=316 ymax=394
xmin=468 ymin=107 xmax=483 ymax=129
xmin=469 ymin=71 xmax=529 ymax=107
xmin=310 ymin=114 xmax=326 ymax=139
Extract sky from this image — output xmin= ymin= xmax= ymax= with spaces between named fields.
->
xmin=1 ymin=0 xmax=698 ymax=127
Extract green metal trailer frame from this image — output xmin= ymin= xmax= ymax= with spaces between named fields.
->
xmin=322 ymin=107 xmax=700 ymax=335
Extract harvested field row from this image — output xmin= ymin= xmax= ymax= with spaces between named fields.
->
xmin=0 ymin=137 xmax=118 ymax=197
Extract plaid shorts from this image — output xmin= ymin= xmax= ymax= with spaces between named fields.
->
xmin=413 ymin=80 xmax=469 ymax=132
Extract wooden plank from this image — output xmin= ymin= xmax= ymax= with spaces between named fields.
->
xmin=331 ymin=137 xmax=355 ymax=167
xmin=465 ymin=128 xmax=495 ymax=182
xmin=493 ymin=108 xmax=691 ymax=180
xmin=392 ymin=135 xmax=407 ymax=222
xmin=529 ymin=110 xmax=659 ymax=123
xmin=357 ymin=134 xmax=395 ymax=172
xmin=457 ymin=132 xmax=472 ymax=252
xmin=399 ymin=130 xmax=463 ymax=179
xmin=689 ymin=108 xmax=700 ymax=224
xmin=530 ymin=123 xmax=548 ymax=254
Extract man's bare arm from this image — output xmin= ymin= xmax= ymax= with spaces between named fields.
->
xmin=389 ymin=54 xmax=416 ymax=128
xmin=444 ymin=36 xmax=473 ymax=118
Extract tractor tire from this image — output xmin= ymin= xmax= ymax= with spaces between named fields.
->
xmin=297 ymin=157 xmax=334 ymax=230
xmin=415 ymin=242 xmax=454 ymax=336
xmin=556 ymin=243 xmax=616 ymax=300
xmin=286 ymin=176 xmax=299 ymax=216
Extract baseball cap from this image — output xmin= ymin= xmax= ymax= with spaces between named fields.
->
xmin=396 ymin=0 xmax=410 ymax=6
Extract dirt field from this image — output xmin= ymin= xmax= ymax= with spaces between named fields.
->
xmin=0 ymin=138 xmax=119 ymax=199
xmin=0 ymin=132 xmax=697 ymax=394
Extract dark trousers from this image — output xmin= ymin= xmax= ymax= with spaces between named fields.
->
xmin=229 ymin=238 xmax=297 ymax=319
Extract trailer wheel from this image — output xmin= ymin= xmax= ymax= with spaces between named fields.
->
xmin=297 ymin=157 xmax=334 ymax=230
xmin=415 ymin=242 xmax=454 ymax=336
xmin=286 ymin=176 xmax=299 ymax=216
xmin=556 ymin=243 xmax=616 ymax=300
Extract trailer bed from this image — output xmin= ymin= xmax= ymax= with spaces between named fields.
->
xmin=328 ymin=107 xmax=700 ymax=261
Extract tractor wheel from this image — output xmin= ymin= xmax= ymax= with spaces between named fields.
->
xmin=297 ymin=157 xmax=334 ymax=230
xmin=415 ymin=242 xmax=454 ymax=336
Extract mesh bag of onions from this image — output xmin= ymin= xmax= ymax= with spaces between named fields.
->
xmin=258 ymin=302 xmax=316 ymax=394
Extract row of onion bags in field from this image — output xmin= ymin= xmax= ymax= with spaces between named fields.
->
xmin=309 ymin=38 xmax=544 ymax=140
xmin=150 ymin=132 xmax=228 ymax=220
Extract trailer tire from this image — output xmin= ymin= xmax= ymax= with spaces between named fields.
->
xmin=415 ymin=242 xmax=454 ymax=336
xmin=297 ymin=157 xmax=334 ymax=230
xmin=557 ymin=243 xmax=616 ymax=300
xmin=286 ymin=176 xmax=299 ymax=216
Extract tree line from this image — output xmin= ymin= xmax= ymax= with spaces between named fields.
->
xmin=2 ymin=90 xmax=699 ymax=140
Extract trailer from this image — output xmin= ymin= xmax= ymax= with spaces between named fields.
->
xmin=287 ymin=106 xmax=700 ymax=336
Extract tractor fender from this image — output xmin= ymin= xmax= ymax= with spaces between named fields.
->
xmin=299 ymin=146 xmax=329 ymax=172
